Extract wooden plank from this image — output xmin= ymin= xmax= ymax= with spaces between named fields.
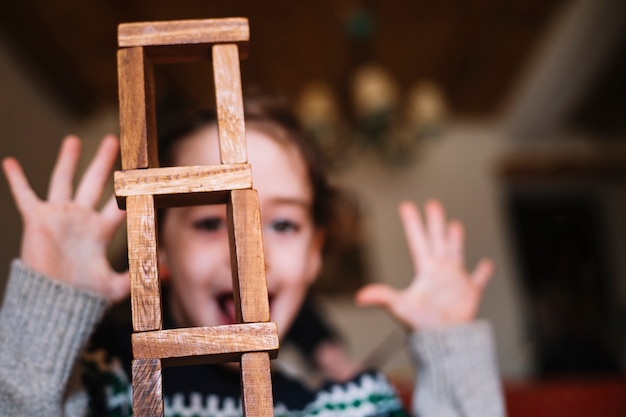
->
xmin=117 ymin=46 xmax=158 ymax=170
xmin=228 ymin=190 xmax=270 ymax=323
xmin=114 ymin=163 xmax=252 ymax=203
xmin=119 ymin=18 xmax=249 ymax=48
xmin=213 ymin=44 xmax=247 ymax=164
xmin=126 ymin=195 xmax=162 ymax=332
xmin=241 ymin=353 xmax=274 ymax=417
xmin=132 ymin=359 xmax=164 ymax=417
xmin=132 ymin=322 xmax=279 ymax=365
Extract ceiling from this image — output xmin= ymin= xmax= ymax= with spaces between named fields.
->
xmin=0 ymin=1 xmax=573 ymax=120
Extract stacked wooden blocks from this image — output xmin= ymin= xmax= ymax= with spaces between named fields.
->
xmin=114 ymin=18 xmax=278 ymax=417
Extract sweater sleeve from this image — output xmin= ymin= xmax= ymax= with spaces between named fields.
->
xmin=409 ymin=320 xmax=506 ymax=417
xmin=0 ymin=259 xmax=109 ymax=417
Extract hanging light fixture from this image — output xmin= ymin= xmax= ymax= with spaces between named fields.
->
xmin=296 ymin=2 xmax=448 ymax=168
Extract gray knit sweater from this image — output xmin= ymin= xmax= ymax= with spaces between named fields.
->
xmin=0 ymin=260 xmax=505 ymax=417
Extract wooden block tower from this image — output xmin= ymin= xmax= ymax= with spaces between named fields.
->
xmin=114 ymin=18 xmax=278 ymax=417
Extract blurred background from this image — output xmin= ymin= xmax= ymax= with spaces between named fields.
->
xmin=1 ymin=0 xmax=626 ymax=414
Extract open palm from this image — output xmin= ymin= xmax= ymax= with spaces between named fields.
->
xmin=2 ymin=135 xmax=129 ymax=301
xmin=356 ymin=200 xmax=493 ymax=331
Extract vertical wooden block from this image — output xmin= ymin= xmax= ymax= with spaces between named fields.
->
xmin=126 ymin=194 xmax=162 ymax=332
xmin=132 ymin=359 xmax=164 ymax=417
xmin=227 ymin=189 xmax=270 ymax=323
xmin=213 ymin=44 xmax=247 ymax=164
xmin=241 ymin=352 xmax=274 ymax=417
xmin=118 ymin=46 xmax=158 ymax=169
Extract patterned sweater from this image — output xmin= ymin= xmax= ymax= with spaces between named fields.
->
xmin=0 ymin=260 xmax=505 ymax=417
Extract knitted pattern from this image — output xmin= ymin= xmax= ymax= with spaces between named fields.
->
xmin=409 ymin=322 xmax=505 ymax=417
xmin=81 ymin=350 xmax=406 ymax=417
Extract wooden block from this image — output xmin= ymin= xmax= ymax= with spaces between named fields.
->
xmin=119 ymin=18 xmax=249 ymax=48
xmin=132 ymin=359 xmax=164 ymax=417
xmin=132 ymin=322 xmax=279 ymax=366
xmin=114 ymin=163 xmax=252 ymax=209
xmin=126 ymin=195 xmax=162 ymax=332
xmin=213 ymin=44 xmax=247 ymax=164
xmin=118 ymin=47 xmax=158 ymax=170
xmin=241 ymin=352 xmax=274 ymax=417
xmin=228 ymin=189 xmax=270 ymax=323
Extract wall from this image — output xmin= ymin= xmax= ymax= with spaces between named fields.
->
xmin=318 ymin=124 xmax=529 ymax=378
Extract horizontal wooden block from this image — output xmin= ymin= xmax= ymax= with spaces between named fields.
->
xmin=126 ymin=195 xmax=162 ymax=332
xmin=228 ymin=190 xmax=270 ymax=323
xmin=119 ymin=18 xmax=249 ymax=48
xmin=114 ymin=164 xmax=252 ymax=208
xmin=241 ymin=352 xmax=274 ymax=417
xmin=132 ymin=359 xmax=164 ymax=417
xmin=132 ymin=322 xmax=279 ymax=366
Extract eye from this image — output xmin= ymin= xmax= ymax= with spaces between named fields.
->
xmin=193 ymin=217 xmax=224 ymax=232
xmin=270 ymin=219 xmax=301 ymax=233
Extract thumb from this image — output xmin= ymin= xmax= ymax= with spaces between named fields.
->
xmin=472 ymin=258 xmax=494 ymax=289
xmin=355 ymin=283 xmax=400 ymax=310
xmin=108 ymin=270 xmax=131 ymax=302
xmin=2 ymin=157 xmax=38 ymax=215
xmin=101 ymin=195 xmax=127 ymax=234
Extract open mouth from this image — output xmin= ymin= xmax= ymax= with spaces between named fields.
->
xmin=216 ymin=292 xmax=275 ymax=325
xmin=217 ymin=292 xmax=236 ymax=324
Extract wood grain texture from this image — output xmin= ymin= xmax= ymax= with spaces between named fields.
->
xmin=119 ymin=18 xmax=249 ymax=48
xmin=228 ymin=189 xmax=270 ymax=323
xmin=213 ymin=44 xmax=247 ymax=164
xmin=114 ymin=163 xmax=252 ymax=208
xmin=132 ymin=322 xmax=279 ymax=364
xmin=117 ymin=46 xmax=158 ymax=170
xmin=132 ymin=359 xmax=164 ymax=417
xmin=241 ymin=353 xmax=274 ymax=417
xmin=126 ymin=195 xmax=162 ymax=332
xmin=117 ymin=17 xmax=276 ymax=417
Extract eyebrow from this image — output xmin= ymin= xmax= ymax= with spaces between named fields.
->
xmin=266 ymin=197 xmax=312 ymax=210
xmin=175 ymin=204 xmax=226 ymax=216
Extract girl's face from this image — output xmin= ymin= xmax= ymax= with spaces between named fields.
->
xmin=159 ymin=125 xmax=324 ymax=340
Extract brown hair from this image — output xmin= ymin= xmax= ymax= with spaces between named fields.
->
xmin=158 ymin=92 xmax=339 ymax=230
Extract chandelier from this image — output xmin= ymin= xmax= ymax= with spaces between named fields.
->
xmin=295 ymin=69 xmax=448 ymax=169
xmin=293 ymin=3 xmax=448 ymax=169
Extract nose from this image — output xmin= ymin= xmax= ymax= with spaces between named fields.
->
xmin=261 ymin=236 xmax=275 ymax=292
xmin=225 ymin=227 xmax=274 ymax=294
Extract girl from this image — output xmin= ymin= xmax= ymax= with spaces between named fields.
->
xmin=0 ymin=96 xmax=505 ymax=416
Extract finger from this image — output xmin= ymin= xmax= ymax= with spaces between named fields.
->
xmin=100 ymin=195 xmax=126 ymax=235
xmin=355 ymin=283 xmax=400 ymax=309
xmin=75 ymin=135 xmax=120 ymax=208
xmin=2 ymin=157 xmax=40 ymax=215
xmin=48 ymin=136 xmax=81 ymax=203
xmin=471 ymin=258 xmax=494 ymax=289
xmin=108 ymin=271 xmax=131 ymax=302
xmin=447 ymin=220 xmax=465 ymax=266
xmin=398 ymin=201 xmax=429 ymax=272
xmin=425 ymin=199 xmax=446 ymax=257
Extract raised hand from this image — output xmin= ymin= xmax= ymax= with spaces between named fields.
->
xmin=355 ymin=200 xmax=493 ymax=331
xmin=2 ymin=135 xmax=129 ymax=301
